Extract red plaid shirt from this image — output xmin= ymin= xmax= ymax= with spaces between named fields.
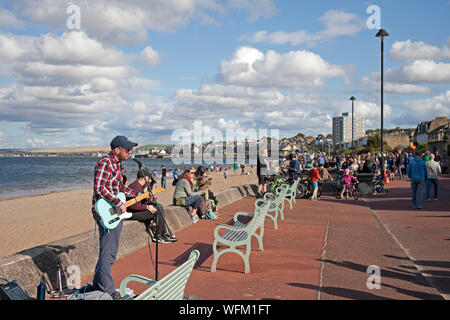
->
xmin=92 ymin=151 xmax=136 ymax=211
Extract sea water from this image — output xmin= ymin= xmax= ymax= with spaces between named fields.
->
xmin=0 ymin=156 xmax=253 ymax=199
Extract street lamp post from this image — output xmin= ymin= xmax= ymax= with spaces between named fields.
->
xmin=350 ymin=96 xmax=356 ymax=151
xmin=376 ymin=28 xmax=389 ymax=178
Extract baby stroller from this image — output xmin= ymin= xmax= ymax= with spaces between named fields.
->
xmin=334 ymin=170 xmax=344 ymax=199
xmin=372 ymin=174 xmax=389 ymax=194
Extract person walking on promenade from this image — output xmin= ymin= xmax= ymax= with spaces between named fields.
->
xmin=425 ymin=154 xmax=441 ymax=201
xmin=407 ymin=150 xmax=428 ymax=209
xmin=240 ymin=163 xmax=245 ymax=175
xmin=91 ymin=135 xmax=138 ymax=299
xmin=172 ymin=168 xmax=179 ymax=186
xmin=160 ymin=165 xmax=167 ymax=190
xmin=256 ymin=147 xmax=269 ymax=198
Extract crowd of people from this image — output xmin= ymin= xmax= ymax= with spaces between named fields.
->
xmin=259 ymin=148 xmax=443 ymax=206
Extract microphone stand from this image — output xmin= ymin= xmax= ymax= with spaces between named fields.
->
xmin=134 ymin=160 xmax=173 ymax=281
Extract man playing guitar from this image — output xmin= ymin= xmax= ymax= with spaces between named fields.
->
xmin=91 ymin=135 xmax=138 ymax=300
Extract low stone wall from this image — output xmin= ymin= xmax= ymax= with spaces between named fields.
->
xmin=0 ymin=184 xmax=258 ymax=298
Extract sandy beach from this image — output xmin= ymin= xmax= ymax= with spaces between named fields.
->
xmin=0 ymin=168 xmax=257 ymax=258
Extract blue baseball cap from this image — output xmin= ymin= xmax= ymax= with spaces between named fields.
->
xmin=295 ymin=149 xmax=302 ymax=153
xmin=110 ymin=135 xmax=138 ymax=150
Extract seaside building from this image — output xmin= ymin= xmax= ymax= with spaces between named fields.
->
xmin=332 ymin=112 xmax=366 ymax=150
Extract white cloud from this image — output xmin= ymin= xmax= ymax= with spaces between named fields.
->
xmin=389 ymin=38 xmax=450 ymax=61
xmin=139 ymin=46 xmax=162 ymax=66
xmin=37 ymin=31 xmax=125 ymax=66
xmin=0 ymin=31 xmax=160 ymax=137
xmin=26 ymin=138 xmax=49 ymax=148
xmin=362 ymin=72 xmax=432 ymax=95
xmin=393 ymin=90 xmax=450 ymax=126
xmin=0 ymin=8 xmax=24 ymax=29
xmin=217 ymin=46 xmax=347 ymax=88
xmin=244 ymin=10 xmax=364 ymax=46
xmin=174 ymin=84 xmax=286 ymax=108
xmin=386 ymin=60 xmax=450 ymax=84
xmin=228 ymin=0 xmax=277 ymax=21
xmin=14 ymin=0 xmax=265 ymax=45
xmin=0 ymin=33 xmax=29 ymax=61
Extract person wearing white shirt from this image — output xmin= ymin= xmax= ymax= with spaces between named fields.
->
xmin=426 ymin=154 xmax=441 ymax=201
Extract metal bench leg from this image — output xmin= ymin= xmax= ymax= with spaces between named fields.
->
xmin=211 ymin=240 xmax=220 ymax=272
xmin=279 ymin=202 xmax=285 ymax=220
xmin=266 ymin=211 xmax=278 ymax=230
xmin=243 ymin=243 xmax=251 ymax=274
xmin=254 ymin=226 xmax=264 ymax=252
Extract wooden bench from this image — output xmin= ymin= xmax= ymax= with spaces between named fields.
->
xmin=118 ymin=250 xmax=200 ymax=300
xmin=263 ymin=183 xmax=289 ymax=229
xmin=210 ymin=199 xmax=270 ymax=274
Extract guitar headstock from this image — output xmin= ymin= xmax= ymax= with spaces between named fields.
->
xmin=151 ymin=187 xmax=165 ymax=194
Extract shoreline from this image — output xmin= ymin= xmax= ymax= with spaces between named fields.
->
xmin=0 ymin=170 xmax=257 ymax=258
xmin=0 ymin=185 xmax=92 ymax=202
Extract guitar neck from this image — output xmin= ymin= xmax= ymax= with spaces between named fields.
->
xmin=124 ymin=187 xmax=164 ymax=208
xmin=125 ymin=192 xmax=150 ymax=207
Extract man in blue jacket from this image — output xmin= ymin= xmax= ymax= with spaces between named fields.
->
xmin=407 ymin=150 xmax=428 ymax=209
xmin=286 ymin=153 xmax=301 ymax=180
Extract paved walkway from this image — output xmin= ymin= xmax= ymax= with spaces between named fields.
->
xmin=86 ymin=175 xmax=449 ymax=300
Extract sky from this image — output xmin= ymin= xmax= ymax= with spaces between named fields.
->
xmin=0 ymin=0 xmax=449 ymax=149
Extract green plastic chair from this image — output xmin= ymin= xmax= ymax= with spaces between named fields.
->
xmin=119 ymin=250 xmax=200 ymax=300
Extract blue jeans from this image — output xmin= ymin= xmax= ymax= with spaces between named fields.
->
xmin=161 ymin=176 xmax=167 ymax=189
xmin=426 ymin=178 xmax=438 ymax=200
xmin=92 ymin=216 xmax=122 ymax=294
xmin=185 ymin=196 xmax=201 ymax=209
xmin=410 ymin=180 xmax=425 ymax=207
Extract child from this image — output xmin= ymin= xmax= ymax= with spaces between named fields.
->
xmin=341 ymin=168 xmax=359 ymax=199
xmin=308 ymin=162 xmax=321 ymax=201
xmin=223 ymin=168 xmax=228 ymax=180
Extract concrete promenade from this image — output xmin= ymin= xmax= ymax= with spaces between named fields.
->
xmin=91 ymin=175 xmax=450 ymax=300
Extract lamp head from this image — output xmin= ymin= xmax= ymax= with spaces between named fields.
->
xmin=376 ymin=29 xmax=389 ymax=38
xmin=350 ymin=96 xmax=356 ymax=101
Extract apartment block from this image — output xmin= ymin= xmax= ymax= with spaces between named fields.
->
xmin=332 ymin=112 xmax=366 ymax=147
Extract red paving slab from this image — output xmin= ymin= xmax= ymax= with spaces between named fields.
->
xmin=82 ymin=175 xmax=450 ymax=300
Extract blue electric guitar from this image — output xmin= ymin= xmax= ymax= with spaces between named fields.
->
xmin=94 ymin=188 xmax=164 ymax=230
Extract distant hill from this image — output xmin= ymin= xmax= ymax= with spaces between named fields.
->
xmin=18 ymin=146 xmax=111 ymax=153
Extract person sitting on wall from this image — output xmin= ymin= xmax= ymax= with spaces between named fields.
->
xmin=127 ymin=168 xmax=177 ymax=243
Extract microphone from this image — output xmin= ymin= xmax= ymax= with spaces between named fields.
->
xmin=132 ymin=156 xmax=143 ymax=168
